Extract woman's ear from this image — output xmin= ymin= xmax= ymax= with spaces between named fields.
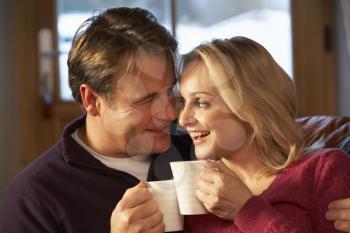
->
xmin=79 ymin=84 xmax=100 ymax=116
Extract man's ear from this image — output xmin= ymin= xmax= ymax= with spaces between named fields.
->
xmin=80 ymin=84 xmax=100 ymax=116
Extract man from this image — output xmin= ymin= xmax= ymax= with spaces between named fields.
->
xmin=0 ymin=7 xmax=192 ymax=233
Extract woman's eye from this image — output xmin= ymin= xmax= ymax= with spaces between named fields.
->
xmin=196 ymin=101 xmax=209 ymax=108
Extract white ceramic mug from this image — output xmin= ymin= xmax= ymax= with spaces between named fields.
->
xmin=147 ymin=180 xmax=184 ymax=232
xmin=170 ymin=160 xmax=208 ymax=215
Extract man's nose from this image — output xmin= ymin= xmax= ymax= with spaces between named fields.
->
xmin=152 ymin=93 xmax=177 ymax=121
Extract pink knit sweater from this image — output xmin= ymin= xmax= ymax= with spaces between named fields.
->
xmin=183 ymin=149 xmax=350 ymax=233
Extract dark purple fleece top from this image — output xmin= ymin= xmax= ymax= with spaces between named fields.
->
xmin=0 ymin=115 xmax=192 ymax=233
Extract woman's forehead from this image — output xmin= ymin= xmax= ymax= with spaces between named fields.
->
xmin=179 ymin=61 xmax=219 ymax=96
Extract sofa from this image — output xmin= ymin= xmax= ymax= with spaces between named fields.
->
xmin=297 ymin=115 xmax=350 ymax=154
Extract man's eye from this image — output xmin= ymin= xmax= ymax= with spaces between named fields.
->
xmin=135 ymin=97 xmax=154 ymax=105
xmin=167 ymin=89 xmax=175 ymax=99
xmin=167 ymin=85 xmax=178 ymax=98
xmin=177 ymin=97 xmax=185 ymax=108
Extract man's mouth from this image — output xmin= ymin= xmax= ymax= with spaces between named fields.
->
xmin=146 ymin=125 xmax=170 ymax=137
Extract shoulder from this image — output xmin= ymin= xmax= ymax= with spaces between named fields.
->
xmin=282 ymin=149 xmax=350 ymax=186
xmin=289 ymin=148 xmax=350 ymax=169
xmin=301 ymin=148 xmax=350 ymax=169
xmin=309 ymin=148 xmax=350 ymax=179
xmin=0 ymin=141 xmax=65 ymax=223
xmin=293 ymin=149 xmax=350 ymax=193
xmin=8 ymin=115 xmax=87 ymax=196
xmin=4 ymin=140 xmax=65 ymax=198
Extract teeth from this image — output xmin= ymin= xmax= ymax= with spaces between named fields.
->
xmin=189 ymin=131 xmax=210 ymax=138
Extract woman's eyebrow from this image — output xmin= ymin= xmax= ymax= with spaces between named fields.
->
xmin=178 ymin=91 xmax=215 ymax=97
xmin=191 ymin=92 xmax=214 ymax=96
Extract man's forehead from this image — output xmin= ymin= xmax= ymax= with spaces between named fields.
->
xmin=138 ymin=69 xmax=175 ymax=86
xmin=134 ymin=47 xmax=173 ymax=82
xmin=116 ymin=71 xmax=175 ymax=96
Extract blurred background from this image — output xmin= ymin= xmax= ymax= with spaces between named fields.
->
xmin=0 ymin=0 xmax=349 ymax=201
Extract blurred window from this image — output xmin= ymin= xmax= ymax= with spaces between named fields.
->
xmin=57 ymin=0 xmax=171 ymax=101
xmin=57 ymin=0 xmax=291 ymax=101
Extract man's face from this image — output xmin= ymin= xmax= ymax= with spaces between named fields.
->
xmin=98 ymin=49 xmax=177 ymax=157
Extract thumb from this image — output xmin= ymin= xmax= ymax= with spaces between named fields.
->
xmin=136 ymin=181 xmax=147 ymax=188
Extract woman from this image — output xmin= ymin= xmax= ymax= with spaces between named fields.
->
xmin=178 ymin=36 xmax=350 ymax=232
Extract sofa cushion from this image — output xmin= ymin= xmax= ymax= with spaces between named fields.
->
xmin=297 ymin=115 xmax=350 ymax=154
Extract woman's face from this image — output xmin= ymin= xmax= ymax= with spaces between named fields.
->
xmin=178 ymin=60 xmax=247 ymax=160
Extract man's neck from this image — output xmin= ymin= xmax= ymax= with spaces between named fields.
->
xmin=82 ymin=114 xmax=130 ymax=158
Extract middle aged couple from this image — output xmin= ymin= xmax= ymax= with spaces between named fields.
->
xmin=1 ymin=7 xmax=350 ymax=233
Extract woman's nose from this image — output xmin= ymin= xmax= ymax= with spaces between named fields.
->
xmin=178 ymin=105 xmax=197 ymax=128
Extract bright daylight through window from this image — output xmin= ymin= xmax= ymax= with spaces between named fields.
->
xmin=57 ymin=0 xmax=291 ymax=101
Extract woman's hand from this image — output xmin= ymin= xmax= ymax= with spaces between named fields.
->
xmin=110 ymin=182 xmax=165 ymax=233
xmin=326 ymin=198 xmax=350 ymax=232
xmin=195 ymin=159 xmax=253 ymax=220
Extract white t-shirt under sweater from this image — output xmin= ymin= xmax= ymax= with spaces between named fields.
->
xmin=71 ymin=129 xmax=151 ymax=181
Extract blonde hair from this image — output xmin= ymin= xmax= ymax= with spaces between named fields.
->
xmin=181 ymin=37 xmax=303 ymax=174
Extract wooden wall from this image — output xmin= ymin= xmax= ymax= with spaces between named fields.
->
xmin=292 ymin=0 xmax=337 ymax=116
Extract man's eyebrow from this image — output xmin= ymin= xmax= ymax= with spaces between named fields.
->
xmin=131 ymin=80 xmax=177 ymax=105
xmin=131 ymin=92 xmax=157 ymax=104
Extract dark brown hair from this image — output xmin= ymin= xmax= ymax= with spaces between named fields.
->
xmin=68 ymin=7 xmax=178 ymax=103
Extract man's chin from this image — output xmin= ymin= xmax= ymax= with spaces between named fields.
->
xmin=152 ymin=140 xmax=171 ymax=154
xmin=131 ymin=143 xmax=171 ymax=156
xmin=127 ymin=133 xmax=171 ymax=155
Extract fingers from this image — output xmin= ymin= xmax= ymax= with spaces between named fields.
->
xmin=203 ymin=159 xmax=233 ymax=174
xmin=129 ymin=208 xmax=164 ymax=232
xmin=111 ymin=182 xmax=165 ymax=233
xmin=199 ymin=167 xmax=221 ymax=184
xmin=145 ymin=220 xmax=165 ymax=233
xmin=197 ymin=159 xmax=252 ymax=221
xmin=196 ymin=188 xmax=219 ymax=213
xmin=144 ymin=210 xmax=164 ymax=229
xmin=198 ymin=159 xmax=239 ymax=199
xmin=196 ymin=188 xmax=220 ymax=209
xmin=334 ymin=220 xmax=350 ymax=233
xmin=326 ymin=209 xmax=350 ymax=221
xmin=326 ymin=198 xmax=350 ymax=233
xmin=196 ymin=188 xmax=210 ymax=203
xmin=196 ymin=188 xmax=232 ymax=209
xmin=329 ymin=198 xmax=350 ymax=210
xmin=130 ymin=199 xmax=159 ymax=220
xmin=200 ymin=160 xmax=231 ymax=184
xmin=196 ymin=188 xmax=236 ymax=220
xmin=117 ymin=182 xmax=152 ymax=210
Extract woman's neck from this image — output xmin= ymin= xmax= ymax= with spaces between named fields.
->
xmin=220 ymin=143 xmax=276 ymax=195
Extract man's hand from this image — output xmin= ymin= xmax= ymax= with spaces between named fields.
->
xmin=326 ymin=198 xmax=350 ymax=232
xmin=110 ymin=182 xmax=165 ymax=233
xmin=195 ymin=159 xmax=253 ymax=220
